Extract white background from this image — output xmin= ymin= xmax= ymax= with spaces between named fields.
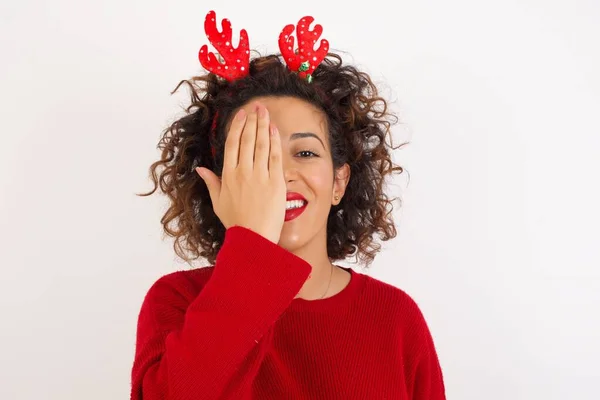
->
xmin=1 ymin=0 xmax=599 ymax=399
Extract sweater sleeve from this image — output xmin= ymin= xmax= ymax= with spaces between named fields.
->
xmin=130 ymin=225 xmax=312 ymax=400
xmin=398 ymin=291 xmax=446 ymax=400
xmin=412 ymin=324 xmax=446 ymax=400
xmin=406 ymin=299 xmax=446 ymax=400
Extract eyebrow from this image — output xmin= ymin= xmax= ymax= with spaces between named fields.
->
xmin=290 ymin=132 xmax=325 ymax=149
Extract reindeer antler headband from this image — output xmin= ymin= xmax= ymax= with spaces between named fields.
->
xmin=198 ymin=10 xmax=330 ymax=83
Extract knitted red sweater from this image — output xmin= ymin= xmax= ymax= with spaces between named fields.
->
xmin=131 ymin=226 xmax=446 ymax=399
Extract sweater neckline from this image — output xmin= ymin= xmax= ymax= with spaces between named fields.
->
xmin=287 ymin=266 xmax=365 ymax=312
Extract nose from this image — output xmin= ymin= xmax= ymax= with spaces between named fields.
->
xmin=281 ymin=149 xmax=299 ymax=183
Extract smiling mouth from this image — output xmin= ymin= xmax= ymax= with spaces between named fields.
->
xmin=284 ymin=201 xmax=308 ymax=221
xmin=285 ymin=200 xmax=307 ymax=211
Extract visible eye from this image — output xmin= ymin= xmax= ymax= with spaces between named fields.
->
xmin=296 ymin=150 xmax=319 ymax=158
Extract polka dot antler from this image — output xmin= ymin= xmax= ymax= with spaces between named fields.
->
xmin=198 ymin=10 xmax=250 ymax=82
xmin=278 ymin=16 xmax=329 ymax=83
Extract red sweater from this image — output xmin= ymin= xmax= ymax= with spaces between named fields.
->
xmin=131 ymin=226 xmax=446 ymax=399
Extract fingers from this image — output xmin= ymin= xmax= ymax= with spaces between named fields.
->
xmin=219 ymin=102 xmax=274 ymax=178
xmin=268 ymin=125 xmax=283 ymax=180
xmin=195 ymin=167 xmax=221 ymax=207
xmin=254 ymin=104 xmax=271 ymax=173
xmin=239 ymin=104 xmax=258 ymax=172
xmin=223 ymin=108 xmax=247 ymax=173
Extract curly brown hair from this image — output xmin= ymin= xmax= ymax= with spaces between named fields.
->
xmin=137 ymin=52 xmax=407 ymax=268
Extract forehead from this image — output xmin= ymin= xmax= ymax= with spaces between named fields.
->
xmin=239 ymin=96 xmax=328 ymax=138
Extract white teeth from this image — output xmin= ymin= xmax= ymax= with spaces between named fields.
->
xmin=286 ymin=200 xmax=306 ymax=210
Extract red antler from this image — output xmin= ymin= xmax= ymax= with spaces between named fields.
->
xmin=198 ymin=10 xmax=250 ymax=81
xmin=278 ymin=16 xmax=329 ymax=82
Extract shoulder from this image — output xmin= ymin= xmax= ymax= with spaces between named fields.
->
xmin=139 ymin=266 xmax=216 ymax=313
xmin=356 ymin=273 xmax=439 ymax=361
xmin=358 ymin=272 xmax=432 ymax=336
xmin=360 ymin=273 xmax=423 ymax=312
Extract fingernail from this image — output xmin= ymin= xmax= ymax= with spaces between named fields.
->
xmin=236 ymin=109 xmax=246 ymax=120
xmin=257 ymin=105 xmax=266 ymax=118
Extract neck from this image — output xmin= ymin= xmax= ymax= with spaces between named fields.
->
xmin=295 ymin=261 xmax=335 ymax=300
xmin=288 ymin=222 xmax=336 ymax=300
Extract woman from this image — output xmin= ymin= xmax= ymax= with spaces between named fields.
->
xmin=132 ymin=10 xmax=446 ymax=400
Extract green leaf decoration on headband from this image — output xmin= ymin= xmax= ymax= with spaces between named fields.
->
xmin=299 ymin=61 xmax=310 ymax=72
xmin=306 ymin=74 xmax=313 ymax=83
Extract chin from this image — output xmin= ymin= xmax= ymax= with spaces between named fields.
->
xmin=277 ymin=231 xmax=305 ymax=251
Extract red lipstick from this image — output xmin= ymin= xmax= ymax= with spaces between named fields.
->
xmin=285 ymin=192 xmax=308 ymax=222
xmin=286 ymin=192 xmax=307 ymax=202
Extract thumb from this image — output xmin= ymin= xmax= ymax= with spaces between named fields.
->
xmin=195 ymin=167 xmax=221 ymax=204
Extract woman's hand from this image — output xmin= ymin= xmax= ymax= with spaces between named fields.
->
xmin=196 ymin=102 xmax=286 ymax=245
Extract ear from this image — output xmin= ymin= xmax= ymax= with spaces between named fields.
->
xmin=332 ymin=163 xmax=351 ymax=206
